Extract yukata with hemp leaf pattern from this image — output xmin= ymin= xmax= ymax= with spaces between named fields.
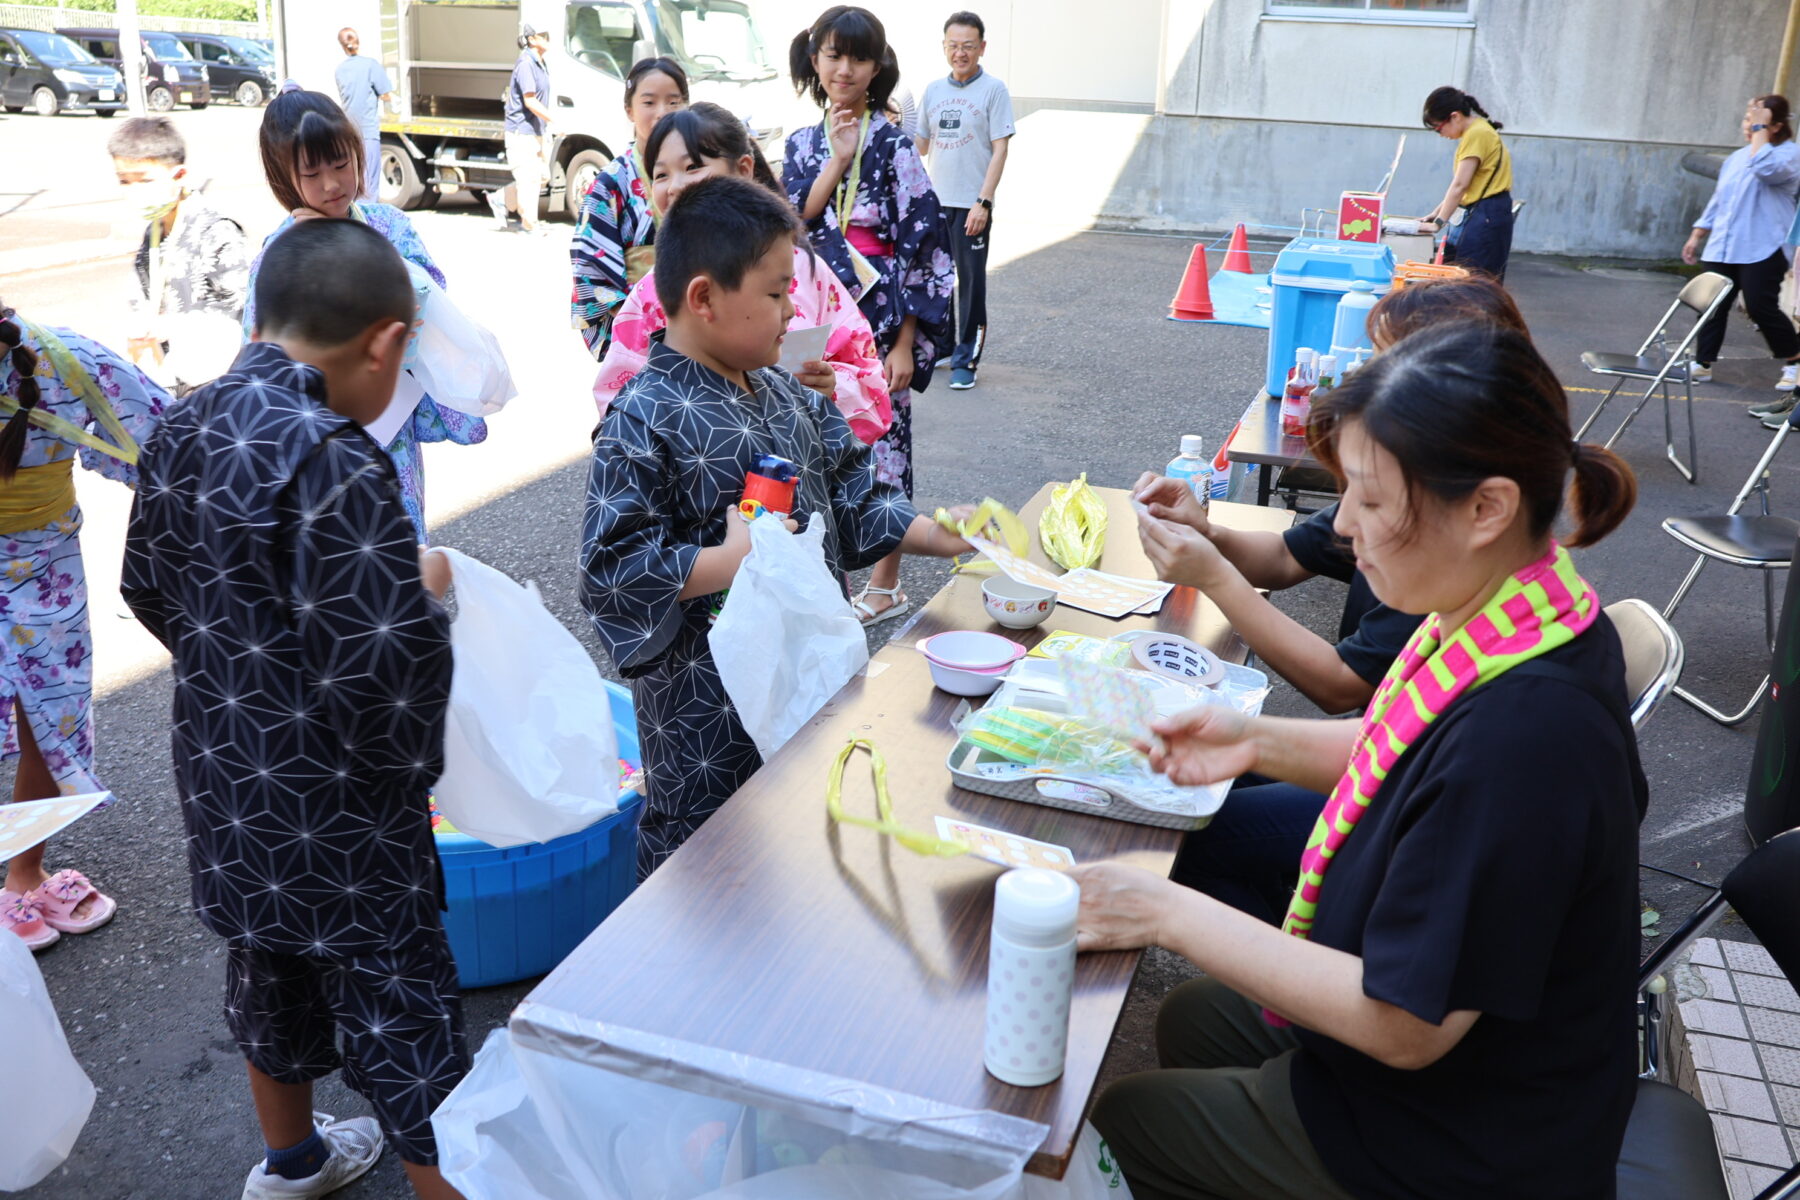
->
xmin=783 ymin=114 xmax=954 ymax=497
xmin=0 ymin=327 xmax=168 ymax=793
xmin=242 ymin=202 xmax=487 ymax=541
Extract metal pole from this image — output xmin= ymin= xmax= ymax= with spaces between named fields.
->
xmin=1778 ymin=0 xmax=1800 ymax=96
xmin=271 ymin=0 xmax=288 ymax=84
xmin=117 ymin=0 xmax=147 ymax=117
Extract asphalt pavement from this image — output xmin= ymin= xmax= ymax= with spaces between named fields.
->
xmin=1 ymin=105 xmax=1791 ymax=1198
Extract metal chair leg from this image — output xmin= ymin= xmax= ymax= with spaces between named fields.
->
xmin=1661 ymin=554 xmax=1710 ymax=621
xmin=1575 ymin=379 xmax=1626 ymax=441
xmin=1602 ymin=379 xmax=1665 ymax=452
xmin=1662 ymin=376 xmax=1697 ymax=483
xmin=1673 ymin=674 xmax=1771 ymax=725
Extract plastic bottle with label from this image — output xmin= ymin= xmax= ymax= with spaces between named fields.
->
xmin=1165 ymin=434 xmax=1212 ymax=514
xmin=1280 ymin=347 xmax=1317 ymax=438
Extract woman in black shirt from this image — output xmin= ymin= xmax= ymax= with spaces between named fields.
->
xmin=1081 ymin=322 xmax=1644 ymax=1200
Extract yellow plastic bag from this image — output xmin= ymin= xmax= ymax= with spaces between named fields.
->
xmin=935 ymin=498 xmax=1027 ymax=575
xmin=1040 ymin=474 xmax=1107 ymax=570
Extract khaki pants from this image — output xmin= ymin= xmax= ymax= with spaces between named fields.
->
xmin=504 ymin=131 xmax=545 ymax=225
xmin=1089 ymin=978 xmax=1356 ymax=1200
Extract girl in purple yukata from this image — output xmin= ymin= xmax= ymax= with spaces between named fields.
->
xmin=0 ymin=301 xmax=170 ymax=951
xmin=783 ymin=7 xmax=953 ymax=627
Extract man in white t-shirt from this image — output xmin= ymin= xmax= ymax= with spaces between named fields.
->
xmin=912 ymin=11 xmax=1015 ymax=391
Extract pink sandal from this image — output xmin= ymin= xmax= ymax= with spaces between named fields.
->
xmin=0 ymin=889 xmax=59 ymax=951
xmin=31 ymin=870 xmax=115 ymax=935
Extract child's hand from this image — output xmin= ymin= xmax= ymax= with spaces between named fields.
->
xmin=290 ymin=207 xmax=328 ymax=223
xmin=883 ymin=343 xmax=914 ymax=393
xmin=796 ymin=360 xmax=837 ymax=401
xmin=419 ymin=546 xmax=451 ymax=599
xmin=827 ymin=105 xmax=863 ymax=162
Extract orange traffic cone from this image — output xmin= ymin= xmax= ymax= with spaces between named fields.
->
xmin=1222 ymin=223 xmax=1253 ymax=273
xmin=1168 ymin=244 xmax=1215 ymax=322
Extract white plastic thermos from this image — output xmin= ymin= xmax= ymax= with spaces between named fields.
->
xmin=985 ymin=868 xmax=1081 ymax=1087
xmin=1330 ymin=280 xmax=1381 ymax=362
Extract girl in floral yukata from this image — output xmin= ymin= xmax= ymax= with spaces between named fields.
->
xmin=570 ymin=57 xmax=690 ymax=357
xmin=245 ymin=87 xmax=486 ymax=541
xmin=593 ymin=102 xmax=892 ymax=445
xmin=784 ymin=6 xmax=953 ymax=625
xmin=0 ymin=301 xmax=170 ymax=950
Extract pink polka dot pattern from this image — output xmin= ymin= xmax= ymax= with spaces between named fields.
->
xmin=985 ymin=928 xmax=1076 ymax=1086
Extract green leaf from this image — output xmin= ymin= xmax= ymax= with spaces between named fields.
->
xmin=1641 ymin=909 xmax=1660 ymax=927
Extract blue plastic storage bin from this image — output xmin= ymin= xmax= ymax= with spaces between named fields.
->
xmin=1264 ymin=238 xmax=1396 ymax=396
xmin=436 ymin=679 xmax=644 ymax=988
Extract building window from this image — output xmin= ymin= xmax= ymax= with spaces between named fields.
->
xmin=1265 ymin=0 xmax=1472 ymax=21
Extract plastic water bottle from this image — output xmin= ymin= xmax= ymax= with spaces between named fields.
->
xmin=985 ymin=868 xmax=1080 ymax=1088
xmin=1166 ymin=434 xmax=1212 ymax=514
xmin=1280 ymin=347 xmax=1317 ymax=438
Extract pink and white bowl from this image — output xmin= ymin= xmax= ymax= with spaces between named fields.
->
xmin=918 ymin=630 xmax=1027 ymax=696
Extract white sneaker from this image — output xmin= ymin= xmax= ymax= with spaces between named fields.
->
xmin=1780 ymin=363 xmax=1799 ymax=390
xmin=1689 ymin=363 xmax=1713 ymax=383
xmin=241 ymin=1113 xmax=384 ymax=1200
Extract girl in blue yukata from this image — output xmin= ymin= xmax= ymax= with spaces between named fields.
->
xmin=0 ymin=301 xmax=170 ymax=950
xmin=244 ymin=86 xmax=487 ymax=542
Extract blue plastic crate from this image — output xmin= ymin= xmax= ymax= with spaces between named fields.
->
xmin=436 ymin=679 xmax=644 ymax=988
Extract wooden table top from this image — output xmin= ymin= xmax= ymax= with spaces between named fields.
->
xmin=1224 ymin=391 xmax=1324 ymax=471
xmin=518 ymin=486 xmax=1294 ymax=1178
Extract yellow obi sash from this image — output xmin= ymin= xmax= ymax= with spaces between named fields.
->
xmin=0 ymin=458 xmax=75 ymax=534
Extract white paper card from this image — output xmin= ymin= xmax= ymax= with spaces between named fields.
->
xmin=363 ymin=369 xmax=427 ymax=448
xmin=777 ymin=324 xmax=833 ymax=374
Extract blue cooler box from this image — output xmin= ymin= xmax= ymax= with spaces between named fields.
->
xmin=436 ymin=679 xmax=645 ymax=988
xmin=1264 ymin=239 xmax=1396 ymax=396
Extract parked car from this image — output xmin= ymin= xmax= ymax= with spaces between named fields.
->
xmin=0 ymin=27 xmax=124 ymax=116
xmin=57 ymin=26 xmax=208 ymax=111
xmin=174 ymin=31 xmax=275 ymax=105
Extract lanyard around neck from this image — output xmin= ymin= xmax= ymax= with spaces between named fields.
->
xmin=825 ymin=112 xmax=871 ymax=232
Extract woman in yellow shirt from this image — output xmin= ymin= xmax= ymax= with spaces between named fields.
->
xmin=1421 ymin=87 xmax=1513 ymax=281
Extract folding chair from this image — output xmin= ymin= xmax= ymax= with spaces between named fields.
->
xmin=1604 ymin=598 xmax=1684 ymax=730
xmin=1621 ymin=829 xmax=1800 ymax=1200
xmin=1659 ymin=411 xmax=1800 ymax=725
xmin=1577 ymin=272 xmax=1734 ymax=485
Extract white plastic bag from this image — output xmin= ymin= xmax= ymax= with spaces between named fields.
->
xmin=432 ymin=549 xmax=620 ymax=847
xmin=1020 ymin=1123 xmax=1132 ymax=1199
xmin=709 ymin=514 xmax=869 ymax=759
xmin=0 ymin=931 xmax=94 ymax=1189
xmin=410 ymin=279 xmax=518 ymax=417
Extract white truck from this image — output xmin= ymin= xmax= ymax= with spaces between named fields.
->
xmin=275 ymin=0 xmax=790 ymax=214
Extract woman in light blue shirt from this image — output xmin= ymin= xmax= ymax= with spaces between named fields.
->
xmin=1682 ymin=95 xmax=1800 ymax=401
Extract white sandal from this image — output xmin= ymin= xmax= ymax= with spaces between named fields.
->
xmin=852 ymin=584 xmax=912 ymax=627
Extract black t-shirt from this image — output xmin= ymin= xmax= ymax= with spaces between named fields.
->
xmin=1283 ymin=504 xmax=1421 ymax=686
xmin=1288 ymin=617 xmax=1641 ymax=1200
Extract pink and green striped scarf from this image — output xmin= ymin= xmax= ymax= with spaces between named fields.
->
xmin=1266 ymin=543 xmax=1599 ymax=1025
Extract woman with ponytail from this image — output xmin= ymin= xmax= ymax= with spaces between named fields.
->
xmin=593 ymin=102 xmax=891 ymax=444
xmin=0 ymin=303 xmax=169 ymax=951
xmin=783 ymin=6 xmax=953 ymax=626
xmin=1076 ymin=322 xmax=1643 ymax=1200
xmin=1421 ymin=86 xmax=1515 ymax=280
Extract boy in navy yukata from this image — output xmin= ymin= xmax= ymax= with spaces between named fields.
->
xmin=122 ymin=218 xmax=466 ymax=1200
xmin=580 ymin=175 xmax=974 ymax=878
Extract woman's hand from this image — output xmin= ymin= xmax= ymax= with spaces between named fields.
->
xmin=1751 ymin=100 xmax=1776 ymax=135
xmin=1132 ymin=471 xmax=1210 ymax=533
xmin=796 ymin=360 xmax=837 ymax=401
xmin=826 ymin=104 xmax=862 ymax=162
xmin=1137 ymin=511 xmax=1234 ymax=591
xmin=884 ymin=342 xmax=914 ymax=393
xmin=1682 ymin=232 xmax=1704 ymax=266
xmin=1071 ymin=862 xmax=1175 ymax=953
xmin=1143 ymin=705 xmax=1259 ymax=787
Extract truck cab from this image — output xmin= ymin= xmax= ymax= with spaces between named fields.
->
xmin=295 ymin=0 xmax=786 ymax=214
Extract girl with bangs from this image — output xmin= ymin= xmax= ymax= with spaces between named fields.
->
xmin=570 ymin=56 xmax=690 ymax=357
xmin=244 ymin=86 xmax=486 ymax=541
xmin=592 ymin=102 xmax=891 ymax=445
xmin=783 ymin=6 xmax=953 ymax=626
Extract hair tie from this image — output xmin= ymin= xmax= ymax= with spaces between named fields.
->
xmin=279 ymin=79 xmax=303 ymax=95
xmin=1571 ymin=439 xmax=1584 ymax=462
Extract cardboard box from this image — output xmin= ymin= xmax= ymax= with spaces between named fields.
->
xmin=1338 ymin=191 xmax=1384 ymax=242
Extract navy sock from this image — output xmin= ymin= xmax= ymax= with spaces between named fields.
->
xmin=265 ymin=1129 xmax=330 ymax=1181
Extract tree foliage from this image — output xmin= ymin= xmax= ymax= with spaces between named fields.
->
xmin=13 ymin=0 xmax=260 ymax=22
